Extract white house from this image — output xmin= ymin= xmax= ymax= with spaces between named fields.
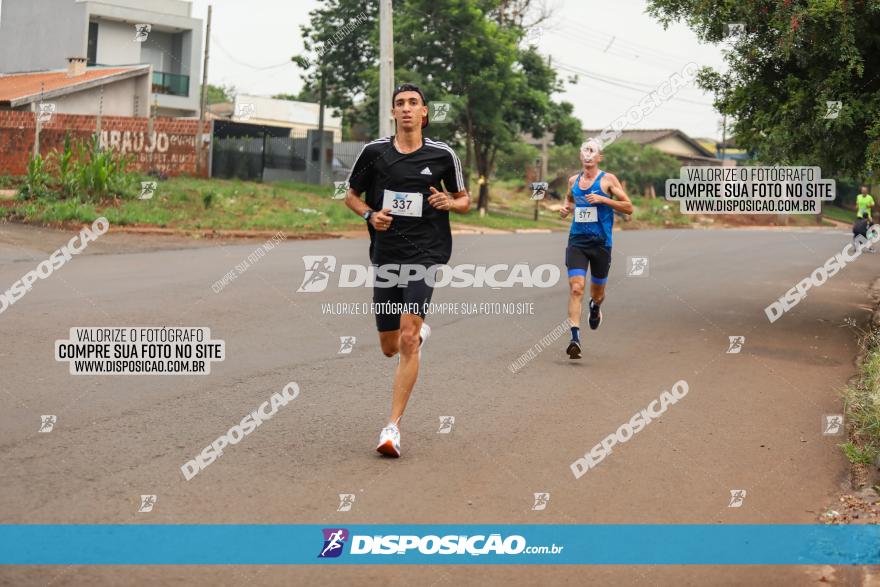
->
xmin=0 ymin=0 xmax=203 ymax=117
xmin=231 ymin=94 xmax=343 ymax=141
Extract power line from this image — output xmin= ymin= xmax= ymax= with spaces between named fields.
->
xmin=555 ymin=61 xmax=715 ymax=106
xmin=211 ymin=37 xmax=294 ymax=71
xmin=557 ymin=22 xmax=700 ymax=64
xmin=553 ymin=28 xmax=698 ymax=73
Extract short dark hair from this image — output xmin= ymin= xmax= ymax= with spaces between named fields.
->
xmin=392 ymin=83 xmax=427 ymax=105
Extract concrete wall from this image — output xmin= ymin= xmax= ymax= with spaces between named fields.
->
xmin=94 ymin=19 xmax=141 ymax=65
xmin=31 ymin=74 xmax=151 ymax=117
xmin=84 ymin=0 xmax=203 ymax=115
xmin=154 ymin=92 xmax=198 ymax=118
xmin=87 ymin=2 xmax=203 ymax=116
xmin=87 ymin=0 xmax=193 ymax=18
xmin=139 ymin=30 xmax=183 ymax=74
xmin=0 ymin=0 xmax=88 ymax=72
xmin=171 ymin=31 xmax=183 ymax=75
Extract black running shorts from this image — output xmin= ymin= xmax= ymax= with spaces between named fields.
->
xmin=565 ymin=244 xmax=612 ymax=285
xmin=372 ymin=267 xmax=435 ymax=332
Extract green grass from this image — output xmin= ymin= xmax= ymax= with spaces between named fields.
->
xmin=454 ymin=208 xmax=565 ymax=231
xmin=1 ymin=177 xmax=360 ymax=232
xmin=841 ymin=329 xmax=880 ymax=466
xmin=628 ymin=196 xmax=691 ymax=227
xmin=1 ymin=176 xmax=566 ymax=233
xmin=489 ymin=178 xmax=692 ymax=228
xmin=4 ymin=174 xmax=852 ymax=233
xmin=0 ymin=175 xmax=20 ymax=189
xmin=488 ymin=179 xmax=550 ymax=215
xmin=822 ymin=204 xmax=859 ymax=224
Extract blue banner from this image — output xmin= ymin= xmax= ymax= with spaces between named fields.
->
xmin=1 ymin=525 xmax=878 ymax=565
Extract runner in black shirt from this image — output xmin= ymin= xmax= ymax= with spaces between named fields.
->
xmin=344 ymin=84 xmax=470 ymax=457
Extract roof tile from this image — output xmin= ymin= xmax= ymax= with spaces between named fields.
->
xmin=0 ymin=67 xmax=145 ymax=103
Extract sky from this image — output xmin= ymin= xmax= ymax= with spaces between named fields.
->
xmin=189 ymin=0 xmax=727 ymax=140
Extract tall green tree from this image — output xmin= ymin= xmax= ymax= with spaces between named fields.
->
xmin=647 ymin=1 xmax=880 ymax=178
xmin=548 ymin=140 xmax=680 ymax=197
xmin=206 ymin=84 xmax=236 ymax=105
xmin=273 ymin=87 xmax=319 ymax=102
xmin=297 ymin=1 xmax=379 ymax=127
xmin=602 ymin=141 xmax=680 ymax=197
xmin=297 ymin=0 xmax=581 ymax=211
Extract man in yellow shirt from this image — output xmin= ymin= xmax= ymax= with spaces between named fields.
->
xmin=856 ymin=185 xmax=875 ymax=220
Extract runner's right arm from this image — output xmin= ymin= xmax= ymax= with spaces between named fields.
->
xmin=344 ymin=143 xmax=393 ymax=232
xmin=559 ymin=175 xmax=577 ymax=218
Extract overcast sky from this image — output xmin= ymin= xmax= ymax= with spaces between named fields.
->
xmin=189 ymin=0 xmax=727 ymax=140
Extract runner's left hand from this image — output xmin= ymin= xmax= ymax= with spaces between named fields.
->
xmin=428 ymin=186 xmax=453 ymax=211
xmin=585 ymin=193 xmax=604 ymax=205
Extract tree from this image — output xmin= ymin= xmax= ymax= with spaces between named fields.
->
xmin=547 ymin=141 xmax=680 ymax=197
xmin=298 ymin=0 xmax=581 ymax=210
xmin=206 ymin=84 xmax=236 ymax=105
xmin=602 ymin=141 xmax=680 ymax=198
xmin=495 ymin=140 xmax=540 ymax=180
xmin=490 ymin=0 xmax=552 ymax=28
xmin=273 ymin=87 xmax=319 ymax=102
xmin=647 ymin=0 xmax=880 ymax=177
xmin=297 ymin=1 xmax=378 ymax=129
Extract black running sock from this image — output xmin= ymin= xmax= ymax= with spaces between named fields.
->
xmin=571 ymin=326 xmax=580 ymax=342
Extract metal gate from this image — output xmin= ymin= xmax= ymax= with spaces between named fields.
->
xmin=211 ymin=131 xmax=365 ymax=184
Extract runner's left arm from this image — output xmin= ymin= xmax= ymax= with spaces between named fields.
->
xmin=586 ymin=173 xmax=634 ymax=215
xmin=427 ymin=149 xmax=471 ymax=213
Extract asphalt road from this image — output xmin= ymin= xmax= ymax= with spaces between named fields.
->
xmin=0 ymin=222 xmax=877 ymax=586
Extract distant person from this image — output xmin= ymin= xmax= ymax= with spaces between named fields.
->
xmin=559 ymin=139 xmax=634 ymax=359
xmin=856 ymin=185 xmax=875 ymax=221
xmin=853 ymin=214 xmax=876 ymax=253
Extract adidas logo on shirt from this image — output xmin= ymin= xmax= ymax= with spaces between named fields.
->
xmin=420 ymin=167 xmax=432 ymax=175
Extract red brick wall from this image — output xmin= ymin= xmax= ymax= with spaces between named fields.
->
xmin=0 ymin=111 xmax=211 ymax=177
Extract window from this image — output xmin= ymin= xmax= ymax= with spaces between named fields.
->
xmin=87 ymin=22 xmax=98 ymax=65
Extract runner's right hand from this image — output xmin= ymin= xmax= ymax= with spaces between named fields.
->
xmin=371 ymin=208 xmax=394 ymax=231
xmin=559 ymin=203 xmax=571 ymax=219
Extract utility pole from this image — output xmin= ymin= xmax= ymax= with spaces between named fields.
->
xmin=541 ymin=134 xmax=549 ymax=188
xmin=534 ymin=157 xmax=541 ymax=221
xmin=378 ymin=0 xmax=394 ymax=137
xmin=541 ymin=56 xmax=551 ymax=182
xmin=317 ymin=70 xmax=327 ymax=184
xmin=34 ymin=82 xmax=45 ymax=158
xmin=96 ymin=86 xmax=104 ymax=136
xmin=196 ymin=4 xmax=212 ymax=176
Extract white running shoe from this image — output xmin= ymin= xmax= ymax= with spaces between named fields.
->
xmin=419 ymin=322 xmax=431 ymax=355
xmin=376 ymin=423 xmax=401 ymax=458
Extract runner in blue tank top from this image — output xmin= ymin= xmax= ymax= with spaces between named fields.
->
xmin=559 ymin=139 xmax=633 ymax=359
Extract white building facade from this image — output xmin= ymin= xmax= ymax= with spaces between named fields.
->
xmin=0 ymin=0 xmax=203 ymax=117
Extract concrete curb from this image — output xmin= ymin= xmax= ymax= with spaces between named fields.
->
xmin=106 ymin=226 xmax=344 ymax=241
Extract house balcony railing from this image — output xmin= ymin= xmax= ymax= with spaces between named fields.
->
xmin=152 ymin=71 xmax=189 ymax=97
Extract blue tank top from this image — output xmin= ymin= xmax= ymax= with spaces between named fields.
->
xmin=569 ymin=170 xmax=613 ymax=249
